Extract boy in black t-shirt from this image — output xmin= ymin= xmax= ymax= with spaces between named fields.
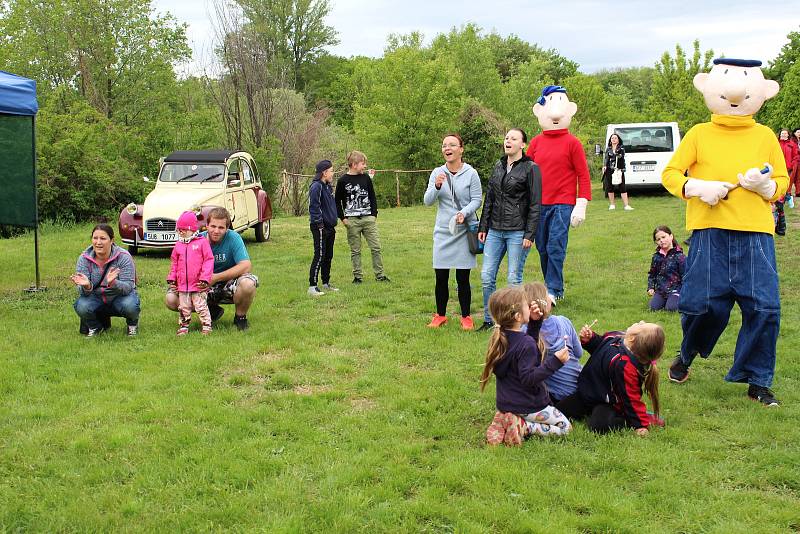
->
xmin=334 ymin=150 xmax=389 ymax=283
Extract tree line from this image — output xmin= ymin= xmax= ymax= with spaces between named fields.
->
xmin=0 ymin=0 xmax=798 ymax=226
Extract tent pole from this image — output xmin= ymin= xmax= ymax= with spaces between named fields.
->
xmin=25 ymin=114 xmax=45 ymax=293
xmin=34 ymin=225 xmax=40 ymax=288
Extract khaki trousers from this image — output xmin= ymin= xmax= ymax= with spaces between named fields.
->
xmin=345 ymin=216 xmax=384 ymax=279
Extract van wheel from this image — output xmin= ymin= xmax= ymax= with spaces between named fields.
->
xmin=254 ymin=220 xmax=270 ymax=242
xmin=128 ymin=245 xmax=138 ymax=255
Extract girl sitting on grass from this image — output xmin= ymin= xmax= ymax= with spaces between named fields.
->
xmin=523 ymin=282 xmax=583 ymax=403
xmin=556 ymin=321 xmax=666 ymax=435
xmin=647 ymin=225 xmax=686 ymax=312
xmin=480 ymin=287 xmax=571 ymax=446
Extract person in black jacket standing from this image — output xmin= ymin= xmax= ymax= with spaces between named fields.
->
xmin=477 ymin=128 xmax=543 ymax=331
xmin=335 ymin=151 xmax=389 ymax=283
xmin=308 ymin=160 xmax=338 ymax=296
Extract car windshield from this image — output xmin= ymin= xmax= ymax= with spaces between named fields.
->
xmin=613 ymin=127 xmax=675 ymax=153
xmin=159 ymin=163 xmax=225 ymax=183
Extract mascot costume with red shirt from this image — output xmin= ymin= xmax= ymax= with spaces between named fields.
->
xmin=526 ymin=85 xmax=592 ymax=304
xmin=662 ymin=58 xmax=788 ymax=406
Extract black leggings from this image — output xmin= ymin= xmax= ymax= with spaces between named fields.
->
xmin=434 ymin=268 xmax=471 ymax=317
xmin=555 ymin=393 xmax=626 ymax=434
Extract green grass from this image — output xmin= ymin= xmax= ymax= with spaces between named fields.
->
xmin=1 ymin=184 xmax=799 ymax=532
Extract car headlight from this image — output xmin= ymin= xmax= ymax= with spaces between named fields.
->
xmin=126 ymin=203 xmax=138 ymax=215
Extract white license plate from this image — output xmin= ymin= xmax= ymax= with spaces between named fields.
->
xmin=145 ymin=231 xmax=176 ymax=242
xmin=633 ymin=164 xmax=656 ymax=172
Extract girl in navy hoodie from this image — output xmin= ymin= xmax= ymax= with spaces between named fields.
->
xmin=480 ymin=286 xmax=571 ymax=446
xmin=647 ymin=225 xmax=685 ymax=312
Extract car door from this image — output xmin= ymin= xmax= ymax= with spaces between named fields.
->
xmin=225 ymin=158 xmax=248 ymax=231
xmin=240 ymin=158 xmax=258 ymax=225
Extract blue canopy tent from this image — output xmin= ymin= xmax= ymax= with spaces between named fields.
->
xmin=0 ymin=71 xmax=43 ymax=290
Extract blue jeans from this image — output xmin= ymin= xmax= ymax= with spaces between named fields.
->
xmin=677 ymin=229 xmax=780 ymax=388
xmin=480 ymin=229 xmax=531 ymax=323
xmin=535 ymin=204 xmax=573 ymax=298
xmin=649 ymin=292 xmax=680 ymax=312
xmin=74 ymin=292 xmax=141 ymax=330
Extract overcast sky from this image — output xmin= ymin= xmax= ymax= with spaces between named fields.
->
xmin=152 ymin=0 xmax=800 ymax=76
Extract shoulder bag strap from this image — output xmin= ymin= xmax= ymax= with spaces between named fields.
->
xmin=446 ymin=171 xmax=477 ymax=224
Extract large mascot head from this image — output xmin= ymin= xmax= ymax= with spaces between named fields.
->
xmin=532 ymin=85 xmax=577 ymax=131
xmin=693 ymin=58 xmax=779 ymax=116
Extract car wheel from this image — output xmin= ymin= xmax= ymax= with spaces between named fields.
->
xmin=128 ymin=245 xmax=138 ymax=255
xmin=254 ymin=219 xmax=270 ymax=242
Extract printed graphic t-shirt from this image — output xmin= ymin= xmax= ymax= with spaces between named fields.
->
xmin=200 ymin=229 xmax=249 ymax=273
xmin=335 ymin=173 xmax=378 ymax=218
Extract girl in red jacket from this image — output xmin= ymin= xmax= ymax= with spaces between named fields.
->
xmin=168 ymin=211 xmax=215 ymax=335
xmin=556 ymin=321 xmax=665 ymax=435
xmin=779 ymin=128 xmax=799 ymax=208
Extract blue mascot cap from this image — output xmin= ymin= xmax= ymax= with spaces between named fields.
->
xmin=713 ymin=58 xmax=762 ymax=67
xmin=536 ymin=85 xmax=567 ymax=106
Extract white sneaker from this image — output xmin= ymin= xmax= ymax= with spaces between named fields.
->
xmin=307 ymin=286 xmax=325 ymax=297
xmin=624 ymin=205 xmax=634 ymax=211
xmin=322 ymin=283 xmax=339 ymax=292
xmin=608 ymin=204 xmax=616 ymax=210
xmin=788 ymin=195 xmax=795 ymax=209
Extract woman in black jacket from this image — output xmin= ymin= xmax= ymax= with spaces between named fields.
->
xmin=602 ymin=133 xmax=633 ymax=210
xmin=477 ymin=128 xmax=543 ymax=331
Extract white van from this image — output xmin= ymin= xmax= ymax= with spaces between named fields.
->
xmin=603 ymin=122 xmax=681 ymax=189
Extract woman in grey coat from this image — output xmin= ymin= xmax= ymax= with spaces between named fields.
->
xmin=423 ymin=133 xmax=483 ymax=330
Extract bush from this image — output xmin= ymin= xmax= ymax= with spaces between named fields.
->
xmin=36 ymin=100 xmax=149 ymax=222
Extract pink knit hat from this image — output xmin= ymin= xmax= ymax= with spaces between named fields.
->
xmin=176 ymin=211 xmax=199 ymax=231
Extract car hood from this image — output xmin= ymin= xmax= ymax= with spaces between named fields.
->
xmin=143 ymin=187 xmax=222 ymax=220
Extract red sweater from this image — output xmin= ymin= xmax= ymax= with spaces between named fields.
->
xmin=526 ymin=129 xmax=592 ymax=205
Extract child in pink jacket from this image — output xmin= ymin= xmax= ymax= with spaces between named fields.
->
xmin=168 ymin=211 xmax=215 ymax=335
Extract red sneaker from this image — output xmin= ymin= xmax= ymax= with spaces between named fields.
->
xmin=460 ymin=315 xmax=474 ymax=331
xmin=427 ymin=314 xmax=448 ymax=328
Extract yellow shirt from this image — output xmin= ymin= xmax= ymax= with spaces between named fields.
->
xmin=662 ymin=114 xmax=789 ymax=233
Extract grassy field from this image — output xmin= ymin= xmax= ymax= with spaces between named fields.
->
xmin=1 ymin=185 xmax=799 ymax=532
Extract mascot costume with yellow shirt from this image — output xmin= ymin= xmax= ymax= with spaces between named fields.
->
xmin=662 ymin=58 xmax=788 ymax=406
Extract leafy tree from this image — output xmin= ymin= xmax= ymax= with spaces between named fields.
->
xmin=497 ymin=58 xmax=554 ymax=137
xmin=457 ymin=99 xmax=507 ymax=183
xmin=431 ymin=24 xmax=503 ymax=111
xmin=762 ymin=60 xmax=800 ymax=131
xmin=766 ymin=27 xmax=800 ymax=84
xmin=560 ymin=74 xmax=608 ymax=142
xmin=0 ymin=0 xmax=190 ymax=122
xmin=36 ymin=97 xmax=148 ymax=221
xmin=760 ymin=27 xmax=800 ymax=127
xmin=604 ymin=84 xmax=645 ymax=125
xmin=485 ymin=32 xmax=578 ymax=84
xmin=353 ymin=40 xmax=465 ymax=169
xmin=592 ymin=66 xmax=654 ymax=112
xmin=301 ymin=54 xmax=376 ymax=130
xmin=235 ymin=0 xmax=338 ymax=89
xmin=645 ymin=40 xmax=714 ymax=131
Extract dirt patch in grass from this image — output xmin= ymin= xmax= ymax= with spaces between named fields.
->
xmin=350 ymin=397 xmax=377 ymax=412
xmin=293 ymin=384 xmax=331 ymax=395
xmin=366 ymin=314 xmax=397 ymax=325
xmin=221 ymin=350 xmax=292 ymax=382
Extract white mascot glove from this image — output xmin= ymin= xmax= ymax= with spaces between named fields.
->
xmin=684 ymin=178 xmax=737 ymax=206
xmin=570 ymin=198 xmax=588 ymax=228
xmin=738 ymin=163 xmax=777 ymax=200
